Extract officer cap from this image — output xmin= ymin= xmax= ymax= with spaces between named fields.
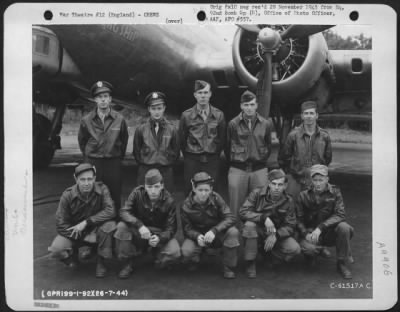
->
xmin=91 ymin=81 xmax=113 ymax=97
xmin=310 ymin=164 xmax=329 ymax=177
xmin=268 ymin=169 xmax=286 ymax=182
xmin=301 ymin=100 xmax=317 ymax=112
xmin=74 ymin=163 xmax=96 ymax=177
xmin=191 ymin=172 xmax=214 ymax=187
xmin=144 ymin=91 xmax=166 ymax=107
xmin=194 ymin=80 xmax=210 ymax=92
xmin=145 ymin=169 xmax=163 ymax=185
xmin=240 ymin=90 xmax=256 ymax=103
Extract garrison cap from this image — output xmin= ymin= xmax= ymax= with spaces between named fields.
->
xmin=268 ymin=169 xmax=286 ymax=182
xmin=240 ymin=90 xmax=256 ymax=103
xmin=310 ymin=164 xmax=329 ymax=177
xmin=194 ymin=80 xmax=210 ymax=92
xmin=301 ymin=100 xmax=317 ymax=112
xmin=144 ymin=91 xmax=166 ymax=107
xmin=145 ymin=169 xmax=163 ymax=185
xmin=91 ymin=81 xmax=113 ymax=97
xmin=74 ymin=163 xmax=96 ymax=177
xmin=191 ymin=172 xmax=214 ymax=187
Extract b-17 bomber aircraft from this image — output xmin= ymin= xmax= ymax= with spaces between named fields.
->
xmin=32 ymin=24 xmax=371 ymax=168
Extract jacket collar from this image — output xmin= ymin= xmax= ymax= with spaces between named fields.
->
xmin=149 ymin=117 xmax=166 ymax=127
xmin=188 ymin=191 xmax=216 ymax=207
xmin=140 ymin=186 xmax=168 ymax=203
xmin=299 ymin=123 xmax=321 ymax=137
xmin=190 ymin=104 xmax=217 ymax=119
xmin=260 ymin=186 xmax=288 ymax=201
xmin=239 ymin=112 xmax=261 ymax=123
xmin=70 ymin=183 xmax=102 ymax=199
xmin=89 ymin=108 xmax=117 ymax=120
xmin=308 ymin=183 xmax=335 ymax=195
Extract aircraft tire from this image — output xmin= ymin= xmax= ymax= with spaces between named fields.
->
xmin=33 ymin=113 xmax=55 ymax=169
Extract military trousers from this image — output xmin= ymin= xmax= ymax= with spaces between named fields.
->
xmin=242 ymin=221 xmax=301 ymax=262
xmin=228 ymin=166 xmax=268 ymax=219
xmin=86 ymin=157 xmax=122 ymax=211
xmin=181 ymin=226 xmax=240 ymax=268
xmin=300 ymin=222 xmax=354 ymax=261
xmin=183 ymin=153 xmax=220 ymax=194
xmin=48 ymin=221 xmax=116 ymax=260
xmin=114 ymin=221 xmax=181 ymax=265
xmin=137 ymin=164 xmax=174 ymax=193
xmin=285 ymin=173 xmax=311 ymax=201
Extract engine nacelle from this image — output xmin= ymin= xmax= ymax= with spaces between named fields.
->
xmin=232 ymin=27 xmax=333 ymax=114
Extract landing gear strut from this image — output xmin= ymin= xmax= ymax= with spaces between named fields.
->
xmin=33 ymin=104 xmax=66 ymax=169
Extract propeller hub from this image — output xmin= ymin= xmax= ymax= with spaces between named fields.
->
xmin=257 ymin=28 xmax=281 ymax=51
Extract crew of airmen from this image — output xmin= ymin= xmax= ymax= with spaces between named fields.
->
xmin=49 ymin=80 xmax=354 ymax=280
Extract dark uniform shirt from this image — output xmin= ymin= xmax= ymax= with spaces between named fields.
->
xmin=119 ymin=186 xmax=176 ymax=244
xmin=181 ymin=192 xmax=236 ymax=241
xmin=178 ymin=105 xmax=226 ymax=155
xmin=56 ymin=182 xmax=116 ymax=238
xmin=278 ymin=124 xmax=332 ymax=178
xmin=296 ymin=183 xmax=346 ymax=237
xmin=78 ymin=109 xmax=129 ymax=159
xmin=225 ymin=112 xmax=272 ymax=165
xmin=133 ymin=118 xmax=179 ymax=166
xmin=239 ymin=186 xmax=296 ymax=239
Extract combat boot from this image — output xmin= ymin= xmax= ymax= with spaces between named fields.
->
xmin=245 ymin=260 xmax=256 ymax=279
xmin=337 ymin=260 xmax=352 ymax=279
xmin=304 ymin=254 xmax=317 ymax=268
xmin=265 ymin=253 xmax=283 ymax=269
xmin=319 ymin=247 xmax=331 ymax=258
xmin=186 ymin=261 xmax=200 ymax=272
xmin=61 ymin=254 xmax=79 ymax=269
xmin=95 ymin=256 xmax=107 ymax=278
xmin=223 ymin=265 xmax=236 ymax=279
xmin=118 ymin=260 xmax=134 ymax=279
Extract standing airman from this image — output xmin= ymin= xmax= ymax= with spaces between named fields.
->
xmin=133 ymin=91 xmax=179 ymax=192
xmin=226 ymin=90 xmax=272 ymax=218
xmin=178 ymin=80 xmax=226 ymax=194
xmin=78 ymin=81 xmax=129 ymax=211
xmin=278 ymin=100 xmax=332 ymax=200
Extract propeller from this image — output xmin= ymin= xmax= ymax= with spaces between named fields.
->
xmin=246 ymin=24 xmax=334 ymax=118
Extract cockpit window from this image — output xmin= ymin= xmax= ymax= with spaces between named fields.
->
xmin=33 ymin=34 xmax=50 ymax=55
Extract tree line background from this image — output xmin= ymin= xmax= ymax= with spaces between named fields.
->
xmin=323 ymin=29 xmax=372 ymax=50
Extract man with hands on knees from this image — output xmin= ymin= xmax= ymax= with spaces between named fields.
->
xmin=296 ymin=164 xmax=354 ymax=279
xmin=240 ymin=169 xmax=300 ymax=278
xmin=48 ymin=163 xmax=117 ymax=278
xmin=180 ymin=172 xmax=240 ymax=279
xmin=114 ymin=169 xmax=181 ymax=279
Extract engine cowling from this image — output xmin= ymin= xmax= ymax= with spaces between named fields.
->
xmin=232 ymin=26 xmax=333 ymax=114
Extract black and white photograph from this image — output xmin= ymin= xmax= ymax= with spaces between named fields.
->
xmin=4 ymin=2 xmax=397 ymax=311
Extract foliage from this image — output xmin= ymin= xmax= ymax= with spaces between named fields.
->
xmin=323 ymin=29 xmax=372 ymax=50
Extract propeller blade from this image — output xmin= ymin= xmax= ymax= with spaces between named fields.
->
xmin=256 ymin=52 xmax=272 ymax=118
xmin=236 ymin=24 xmax=261 ymax=33
xmin=280 ymin=25 xmax=334 ymax=40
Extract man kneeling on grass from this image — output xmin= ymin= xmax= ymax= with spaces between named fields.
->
xmin=239 ymin=169 xmax=300 ymax=278
xmin=296 ymin=164 xmax=354 ymax=279
xmin=180 ymin=172 xmax=240 ymax=279
xmin=48 ymin=163 xmax=117 ymax=278
xmin=114 ymin=169 xmax=181 ymax=279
